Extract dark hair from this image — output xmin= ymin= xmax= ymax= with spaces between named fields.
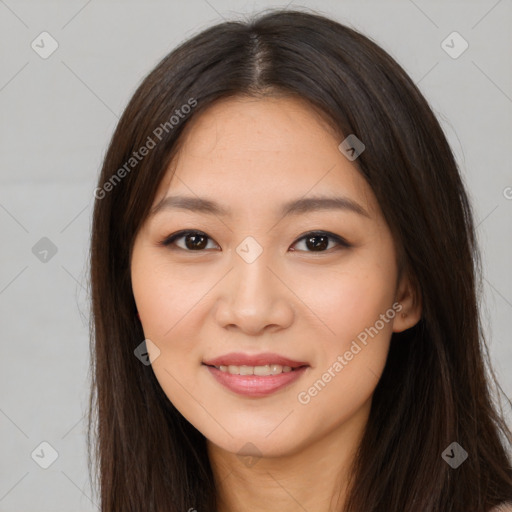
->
xmin=88 ymin=7 xmax=512 ymax=511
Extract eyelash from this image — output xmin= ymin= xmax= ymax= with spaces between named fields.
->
xmin=158 ymin=230 xmax=351 ymax=253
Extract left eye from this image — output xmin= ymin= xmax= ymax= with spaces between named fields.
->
xmin=291 ymin=231 xmax=350 ymax=252
xmin=160 ymin=230 xmax=350 ymax=252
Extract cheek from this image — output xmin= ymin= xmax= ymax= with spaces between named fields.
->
xmin=328 ymin=277 xmax=395 ymax=343
xmin=294 ymin=253 xmax=397 ymax=349
xmin=294 ymin=253 xmax=397 ymax=403
xmin=132 ymin=250 xmax=209 ymax=342
xmin=131 ymin=260 xmax=204 ymax=416
xmin=292 ymin=288 xmax=395 ymax=437
xmin=131 ymin=249 xmax=213 ymax=395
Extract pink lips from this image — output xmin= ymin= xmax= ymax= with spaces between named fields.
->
xmin=202 ymin=352 xmax=309 ymax=398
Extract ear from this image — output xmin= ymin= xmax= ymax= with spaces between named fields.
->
xmin=392 ymin=270 xmax=422 ymax=333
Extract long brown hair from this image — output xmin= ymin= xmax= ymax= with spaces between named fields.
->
xmin=88 ymin=8 xmax=512 ymax=511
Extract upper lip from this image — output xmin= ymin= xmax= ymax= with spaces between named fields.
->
xmin=203 ymin=352 xmax=309 ymax=368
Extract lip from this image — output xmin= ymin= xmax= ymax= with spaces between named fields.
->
xmin=202 ymin=352 xmax=310 ymax=398
xmin=204 ymin=365 xmax=308 ymax=398
xmin=203 ymin=352 xmax=309 ymax=368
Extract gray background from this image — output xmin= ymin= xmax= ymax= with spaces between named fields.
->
xmin=0 ymin=0 xmax=511 ymax=510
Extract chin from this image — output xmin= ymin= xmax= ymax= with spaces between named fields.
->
xmin=204 ymin=427 xmax=308 ymax=460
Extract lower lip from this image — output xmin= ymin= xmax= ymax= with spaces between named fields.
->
xmin=204 ymin=364 xmax=308 ymax=397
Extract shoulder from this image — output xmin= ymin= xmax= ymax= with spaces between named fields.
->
xmin=491 ymin=504 xmax=512 ymax=512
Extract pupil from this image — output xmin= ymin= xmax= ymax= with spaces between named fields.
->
xmin=186 ymin=233 xmax=207 ymax=250
xmin=307 ymin=235 xmax=328 ymax=251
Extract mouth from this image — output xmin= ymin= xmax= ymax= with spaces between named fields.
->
xmin=202 ymin=352 xmax=310 ymax=397
xmin=203 ymin=363 xmax=306 ymax=375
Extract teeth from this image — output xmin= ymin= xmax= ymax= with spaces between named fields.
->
xmin=217 ymin=364 xmax=294 ymax=375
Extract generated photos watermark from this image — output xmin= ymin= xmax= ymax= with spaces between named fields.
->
xmin=94 ymin=97 xmax=197 ymax=200
xmin=297 ymin=301 xmax=403 ymax=405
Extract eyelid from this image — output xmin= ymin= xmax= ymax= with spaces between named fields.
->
xmin=159 ymin=229 xmax=351 ymax=252
xmin=293 ymin=230 xmax=351 ymax=250
xmin=160 ymin=230 xmax=219 ymax=250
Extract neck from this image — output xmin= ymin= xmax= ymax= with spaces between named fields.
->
xmin=207 ymin=400 xmax=370 ymax=512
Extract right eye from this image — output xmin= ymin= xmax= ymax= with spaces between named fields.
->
xmin=159 ymin=230 xmax=220 ymax=251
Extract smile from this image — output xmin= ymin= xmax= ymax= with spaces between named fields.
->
xmin=203 ymin=363 xmax=309 ymax=397
xmin=202 ymin=352 xmax=310 ymax=397
xmin=214 ymin=364 xmax=294 ymax=375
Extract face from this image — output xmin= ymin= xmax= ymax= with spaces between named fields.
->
xmin=130 ymin=95 xmax=418 ymax=459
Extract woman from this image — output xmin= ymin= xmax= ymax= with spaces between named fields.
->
xmin=88 ymin=8 xmax=512 ymax=511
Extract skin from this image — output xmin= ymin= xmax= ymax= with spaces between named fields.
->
xmin=130 ymin=95 xmax=422 ymax=511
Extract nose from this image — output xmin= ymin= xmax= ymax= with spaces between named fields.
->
xmin=214 ymin=248 xmax=295 ymax=336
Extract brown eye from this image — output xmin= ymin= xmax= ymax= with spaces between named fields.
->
xmin=291 ymin=231 xmax=350 ymax=252
xmin=183 ymin=233 xmax=208 ymax=250
xmin=160 ymin=230 xmax=350 ymax=253
xmin=161 ymin=230 xmax=219 ymax=251
xmin=305 ymin=234 xmax=329 ymax=251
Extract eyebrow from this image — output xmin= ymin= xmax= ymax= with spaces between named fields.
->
xmin=149 ymin=194 xmax=370 ymax=219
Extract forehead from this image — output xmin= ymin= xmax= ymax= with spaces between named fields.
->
xmin=154 ymin=95 xmax=378 ymax=219
xmin=174 ymin=95 xmax=341 ymax=161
